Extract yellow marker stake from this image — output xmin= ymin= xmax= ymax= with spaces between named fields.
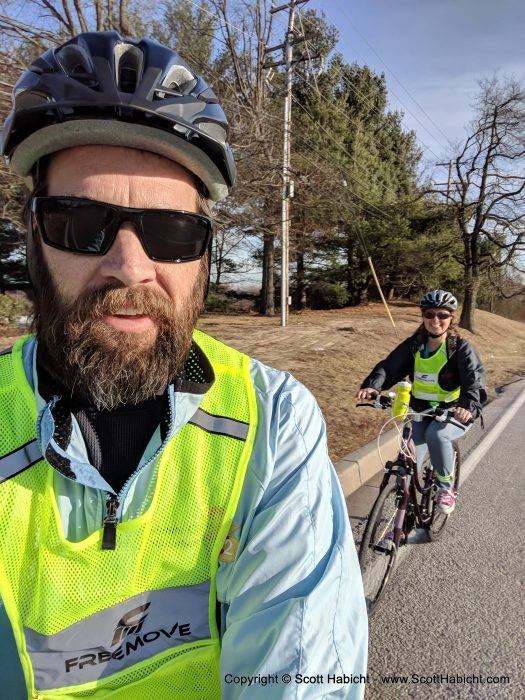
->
xmin=367 ymin=256 xmax=398 ymax=337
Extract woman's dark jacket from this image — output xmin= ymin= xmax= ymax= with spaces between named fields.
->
xmin=360 ymin=332 xmax=487 ymax=417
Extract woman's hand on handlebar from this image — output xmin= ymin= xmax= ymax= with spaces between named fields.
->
xmin=356 ymin=388 xmax=380 ymax=401
xmin=453 ymin=407 xmax=473 ymax=424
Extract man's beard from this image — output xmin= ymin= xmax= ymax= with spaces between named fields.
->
xmin=30 ymin=236 xmax=208 ymax=410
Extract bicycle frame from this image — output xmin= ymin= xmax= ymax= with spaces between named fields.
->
xmin=358 ymin=398 xmax=465 ymax=614
xmin=378 ymin=420 xmax=437 ymax=545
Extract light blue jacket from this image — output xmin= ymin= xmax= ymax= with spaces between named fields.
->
xmin=0 ymin=336 xmax=367 ymax=699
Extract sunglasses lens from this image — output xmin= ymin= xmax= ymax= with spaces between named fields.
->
xmin=37 ymin=199 xmax=113 ymax=254
xmin=141 ymin=211 xmax=211 ymax=262
xmin=34 ymin=197 xmax=212 ymax=262
xmin=424 ymin=311 xmax=451 ymax=320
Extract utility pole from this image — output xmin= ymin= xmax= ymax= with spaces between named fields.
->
xmin=447 ymin=159 xmax=453 ymax=201
xmin=264 ymin=0 xmax=310 ymax=327
xmin=436 ymin=159 xmax=454 ymax=201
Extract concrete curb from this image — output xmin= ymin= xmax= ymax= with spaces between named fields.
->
xmin=334 ymin=428 xmax=400 ymax=498
xmin=335 ymin=378 xmax=525 ymax=500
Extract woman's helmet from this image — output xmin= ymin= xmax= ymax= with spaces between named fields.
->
xmin=420 ymin=289 xmax=458 ymax=311
xmin=1 ymin=31 xmax=235 ymax=202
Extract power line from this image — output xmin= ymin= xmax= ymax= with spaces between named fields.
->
xmin=294 ymin=44 xmax=449 ymax=170
xmin=297 ymin=8 xmax=452 ymax=160
xmin=239 ymin=76 xmax=402 ymax=224
xmin=181 ymin=2 xmax=413 ymax=309
xmin=290 ymin=94 xmax=407 ymax=221
xmin=334 ymin=2 xmax=453 ymax=148
xmin=215 ymin=72 xmax=406 ymax=225
xmin=185 ymin=2 xmax=451 ymax=182
xmin=291 ymin=66 xmax=423 ymax=204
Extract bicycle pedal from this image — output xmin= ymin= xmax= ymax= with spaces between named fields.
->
xmin=373 ymin=543 xmax=394 ymax=554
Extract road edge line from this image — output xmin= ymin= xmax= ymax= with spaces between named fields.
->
xmin=460 ymin=387 xmax=525 ymax=482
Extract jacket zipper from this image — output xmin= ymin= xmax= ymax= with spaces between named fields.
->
xmin=99 ymin=387 xmax=176 ymax=551
xmin=102 ymin=495 xmax=119 ymax=550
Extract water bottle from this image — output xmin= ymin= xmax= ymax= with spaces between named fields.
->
xmin=392 ymin=381 xmax=412 ymax=418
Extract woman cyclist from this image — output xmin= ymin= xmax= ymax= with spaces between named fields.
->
xmin=356 ymin=290 xmax=486 ymax=514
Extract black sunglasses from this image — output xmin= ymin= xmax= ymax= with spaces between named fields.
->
xmin=31 ymin=196 xmax=213 ymax=263
xmin=423 ymin=311 xmax=452 ymax=320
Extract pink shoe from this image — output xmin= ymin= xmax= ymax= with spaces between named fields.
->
xmin=436 ymin=487 xmax=455 ymax=514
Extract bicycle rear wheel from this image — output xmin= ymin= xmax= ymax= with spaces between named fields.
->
xmin=358 ymin=484 xmax=399 ymax=615
xmin=427 ymin=442 xmax=461 ymax=541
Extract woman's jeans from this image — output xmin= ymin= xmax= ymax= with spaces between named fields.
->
xmin=411 ymin=418 xmax=471 ymax=487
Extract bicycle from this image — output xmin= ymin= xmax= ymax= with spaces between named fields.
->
xmin=357 ymin=395 xmax=467 ymax=615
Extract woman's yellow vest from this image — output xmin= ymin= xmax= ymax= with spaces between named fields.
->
xmin=0 ymin=330 xmax=257 ymax=699
xmin=412 ymin=340 xmax=461 ymax=403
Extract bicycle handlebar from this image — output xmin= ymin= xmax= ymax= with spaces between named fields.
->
xmin=356 ymin=395 xmax=394 ymax=410
xmin=355 ymin=396 xmax=472 ymax=428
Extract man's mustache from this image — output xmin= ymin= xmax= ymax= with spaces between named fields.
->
xmin=65 ymin=285 xmax=176 ymax=323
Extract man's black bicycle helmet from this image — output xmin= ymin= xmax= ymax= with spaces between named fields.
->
xmin=1 ymin=31 xmax=235 ymax=202
xmin=420 ymin=289 xmax=458 ymax=311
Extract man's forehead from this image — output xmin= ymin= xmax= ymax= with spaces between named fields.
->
xmin=48 ymin=145 xmax=197 ymax=180
xmin=45 ymin=145 xmax=200 ymax=209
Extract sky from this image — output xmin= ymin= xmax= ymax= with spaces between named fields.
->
xmin=296 ymin=0 xmax=525 ymax=177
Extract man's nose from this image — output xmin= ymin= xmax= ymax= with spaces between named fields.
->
xmin=98 ymin=224 xmax=157 ymax=286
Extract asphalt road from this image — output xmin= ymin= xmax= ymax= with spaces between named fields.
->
xmin=355 ymin=379 xmax=525 ymax=700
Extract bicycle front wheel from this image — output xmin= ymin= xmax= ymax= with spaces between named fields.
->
xmin=358 ymin=484 xmax=399 ymax=615
xmin=427 ymin=442 xmax=461 ymax=541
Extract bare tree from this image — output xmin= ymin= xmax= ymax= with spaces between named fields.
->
xmin=446 ymin=76 xmax=525 ymax=332
xmin=1 ymin=0 xmax=135 ymax=43
xmin=209 ymin=0 xmax=281 ymax=314
xmin=0 ymin=0 xmax=157 ymax=225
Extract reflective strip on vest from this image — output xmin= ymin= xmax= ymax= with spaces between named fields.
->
xmin=412 ymin=389 xmax=459 ymax=402
xmin=0 ymin=439 xmax=41 ymax=482
xmin=25 ymin=582 xmax=211 ymax=690
xmin=189 ymin=408 xmax=249 ymax=441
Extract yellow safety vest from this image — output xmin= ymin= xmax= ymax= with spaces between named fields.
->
xmin=0 ymin=330 xmax=257 ymax=699
xmin=412 ymin=340 xmax=461 ymax=403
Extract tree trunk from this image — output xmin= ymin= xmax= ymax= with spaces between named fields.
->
xmin=459 ymin=268 xmax=481 ymax=333
xmin=95 ymin=0 xmax=103 ymax=30
xmin=359 ymin=278 xmax=371 ymax=305
xmin=346 ymin=233 xmax=355 ymax=299
xmin=213 ymin=235 xmax=223 ymax=286
xmin=295 ymin=250 xmax=306 ymax=310
xmin=260 ymin=231 xmax=275 ymax=315
xmin=119 ymin=0 xmax=130 ymax=35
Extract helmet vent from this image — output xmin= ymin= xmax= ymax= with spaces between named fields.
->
xmin=197 ymin=121 xmax=227 ymax=143
xmin=156 ymin=65 xmax=196 ymax=99
xmin=55 ymin=45 xmax=97 ymax=86
xmin=114 ymin=43 xmax=144 ymax=94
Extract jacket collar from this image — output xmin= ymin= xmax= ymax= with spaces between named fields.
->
xmin=26 ymin=337 xmax=215 ymax=493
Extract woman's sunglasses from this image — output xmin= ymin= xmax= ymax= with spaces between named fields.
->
xmin=31 ymin=196 xmax=213 ymax=263
xmin=423 ymin=311 xmax=452 ymax=320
